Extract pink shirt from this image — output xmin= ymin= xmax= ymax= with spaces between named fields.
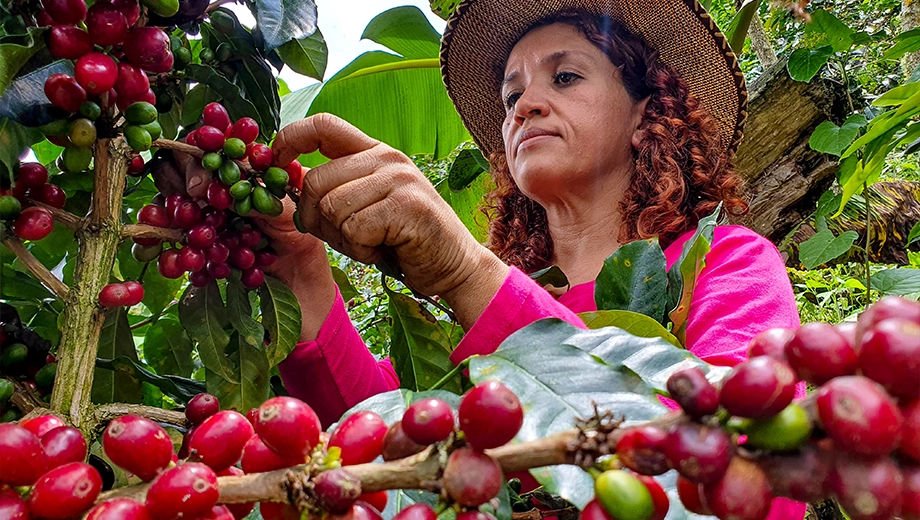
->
xmin=277 ymin=225 xmax=804 ymax=519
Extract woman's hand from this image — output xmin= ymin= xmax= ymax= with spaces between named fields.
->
xmin=272 ymin=113 xmax=507 ymax=307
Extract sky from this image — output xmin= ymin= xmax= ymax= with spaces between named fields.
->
xmin=226 ymin=0 xmax=447 ymax=92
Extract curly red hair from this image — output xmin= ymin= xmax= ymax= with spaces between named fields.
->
xmin=484 ymin=9 xmax=748 ymax=274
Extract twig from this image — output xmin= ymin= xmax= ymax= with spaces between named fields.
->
xmin=1 ymin=237 xmax=71 ymax=300
xmin=152 ymin=138 xmax=258 ymax=177
xmin=26 ymin=198 xmax=82 ymax=229
xmin=94 ymin=403 xmax=189 ymax=429
xmin=122 ymin=224 xmax=183 ymax=242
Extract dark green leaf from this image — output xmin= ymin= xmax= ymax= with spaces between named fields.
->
xmin=0 ymin=116 xmax=41 ymax=174
xmin=276 ymin=28 xmax=327 ymax=81
xmin=804 ymin=10 xmax=854 ymax=53
xmin=201 ymin=9 xmax=257 ymax=56
xmin=92 ymin=308 xmax=144 ymax=404
xmin=435 ymin=176 xmax=490 ymax=243
xmin=809 ymin=114 xmax=868 ymax=156
xmin=595 ymin=239 xmax=668 ymax=324
xmin=0 ymin=60 xmax=70 ymax=125
xmin=908 ymin=220 xmax=920 ymax=247
xmin=362 ymin=7 xmax=441 ymax=60
xmin=233 ymin=57 xmax=281 ymax=138
xmin=447 ymin=148 xmax=487 ymax=191
xmin=577 ymin=310 xmax=681 ymax=348
xmin=666 ymin=205 xmax=718 ymax=335
xmin=871 ymin=268 xmax=920 ymax=296
xmin=0 ymin=27 xmax=46 ymax=96
xmin=387 ymin=287 xmax=460 ymax=393
xmin=143 ymin=315 xmax=194 ymax=378
xmin=787 ymin=46 xmax=834 ymax=82
xmin=205 ymin=332 xmax=271 ymax=412
xmin=0 ymin=263 xmax=53 ymax=300
xmin=799 ymin=218 xmax=859 ymax=269
xmin=96 ymin=356 xmax=206 ymax=405
xmin=667 ymin=235 xmax=710 ymax=345
xmin=259 ymin=275 xmax=301 ymax=367
xmin=250 ymin=0 xmax=317 ymax=53
xmin=279 ymin=83 xmax=322 ymax=129
xmin=181 ymin=83 xmax=219 ymax=127
xmin=884 ymin=28 xmax=920 ymax=60
xmin=529 ymin=265 xmax=569 ymax=290
xmin=725 ymin=0 xmax=762 ymax=54
xmin=429 ymin=0 xmax=461 ymax=20
xmin=183 ymin=64 xmax=270 ymax=138
xmin=227 ymin=278 xmax=264 ymax=347
xmin=179 ymin=281 xmax=234 ymax=380
xmin=331 ymin=266 xmax=359 ymax=303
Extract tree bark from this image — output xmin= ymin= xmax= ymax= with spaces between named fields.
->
xmin=748 ymin=13 xmax=778 ymax=69
xmin=902 ymin=0 xmax=920 ymax=75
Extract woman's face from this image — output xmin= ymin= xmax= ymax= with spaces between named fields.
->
xmin=501 ymin=23 xmax=647 ymax=203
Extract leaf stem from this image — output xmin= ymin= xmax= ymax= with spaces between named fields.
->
xmin=428 ymin=359 xmax=470 ymax=391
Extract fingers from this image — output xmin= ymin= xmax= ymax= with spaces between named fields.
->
xmin=172 ymin=147 xmax=212 ymax=199
xmin=272 ymin=113 xmax=380 ymax=167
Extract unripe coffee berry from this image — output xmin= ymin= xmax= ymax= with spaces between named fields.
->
xmin=402 ymin=398 xmax=454 ymax=445
xmin=665 ymin=367 xmax=719 ymax=419
xmin=594 ymin=469 xmax=654 ymax=520
xmin=458 ymin=380 xmax=523 ymax=450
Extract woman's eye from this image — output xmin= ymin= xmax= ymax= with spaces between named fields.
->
xmin=505 ymin=92 xmax=521 ymax=108
xmin=555 ymin=72 xmax=579 ymax=84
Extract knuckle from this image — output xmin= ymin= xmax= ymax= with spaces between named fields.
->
xmin=301 ymin=171 xmax=323 ymax=200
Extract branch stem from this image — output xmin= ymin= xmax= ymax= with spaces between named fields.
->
xmin=1 ymin=237 xmax=71 ymax=299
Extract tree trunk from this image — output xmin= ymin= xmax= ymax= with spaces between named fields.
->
xmin=748 ymin=13 xmax=778 ymax=69
xmin=902 ymin=0 xmax=920 ymax=74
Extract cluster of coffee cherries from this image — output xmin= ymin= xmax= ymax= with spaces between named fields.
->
xmin=186 ymin=102 xmax=304 ymax=218
xmin=599 ymin=295 xmax=919 ymax=520
xmin=0 ymin=163 xmax=66 ymax=242
xmin=0 ymin=315 xmax=56 ymax=420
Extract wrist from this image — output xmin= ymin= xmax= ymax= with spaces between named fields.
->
xmin=440 ymin=247 xmax=509 ymax=330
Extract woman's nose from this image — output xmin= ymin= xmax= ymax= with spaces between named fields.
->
xmin=512 ymin=85 xmax=551 ymax=125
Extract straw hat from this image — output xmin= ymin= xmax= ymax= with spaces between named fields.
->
xmin=439 ymin=0 xmax=748 ymax=158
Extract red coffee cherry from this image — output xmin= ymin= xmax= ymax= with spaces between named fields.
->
xmin=206 ymin=261 xmax=231 ymax=280
xmin=312 ymin=468 xmax=363 ymax=514
xmin=179 ymin=246 xmax=206 ymax=272
xmin=676 ymin=475 xmax=712 ymax=515
xmin=33 ymin=183 xmax=67 ymax=209
xmin=329 ymin=410 xmax=388 ymax=465
xmin=173 ymin=200 xmax=202 ymax=229
xmin=903 ymin=400 xmax=920 ymax=463
xmin=580 ymin=499 xmax=614 ymax=520
xmin=207 ymin=181 xmax=233 ymax=210
xmin=380 ymin=420 xmax=426 ymax=462
xmin=855 ymin=296 xmax=920 ymax=346
xmin=330 ymin=501 xmax=385 ymax=520
xmin=21 ymin=414 xmax=66 ymax=437
xmin=229 ymin=246 xmax=256 ymax=270
xmin=858 ymin=318 xmax=920 ymax=401
xmin=123 ymin=280 xmax=144 ymax=305
xmin=189 ymin=270 xmax=212 ymax=288
xmin=75 ymin=52 xmax=118 ymax=95
xmin=42 ymin=425 xmax=88 ymax=469
xmin=99 ymin=283 xmax=131 ymax=307
xmin=239 ymin=225 xmax=262 ymax=247
xmin=903 ymin=465 xmax=920 ymax=520
xmin=255 ymin=249 xmax=278 ymax=268
xmin=138 ymin=204 xmax=171 ymax=228
xmin=145 ymin=463 xmax=219 ymax=520
xmin=44 ymin=73 xmax=86 ymax=112
xmin=785 ymin=322 xmax=858 ymax=385
xmin=816 ymin=376 xmax=903 ymax=457
xmin=0 ymin=423 xmax=47 ymax=485
xmin=28 ymin=462 xmax=102 ymax=519
xmin=115 ymin=62 xmax=150 ymax=102
xmin=829 ymin=456 xmax=904 ymax=520
xmin=241 ymin=434 xmax=303 ymax=473
xmin=458 ymin=380 xmax=523 ymax=450
xmin=103 ymin=415 xmax=173 ymax=481
xmin=360 ymin=491 xmax=387 ymax=514
xmin=702 ymin=457 xmax=774 ymax=520
xmin=254 ymin=396 xmax=321 ymax=458
xmin=665 ymin=367 xmax=719 ymax=419
xmin=17 ymin=162 xmax=49 ymax=188
xmin=758 ymin=442 xmax=834 ymax=503
xmin=284 ymin=160 xmax=304 ymax=189
xmin=216 ymin=466 xmax=255 ymax=519
xmin=248 ymin=143 xmax=273 ymax=171
xmin=240 ymin=266 xmax=265 ymax=289
xmin=123 ymin=27 xmax=173 ymax=73
xmin=188 ymin=410 xmax=254 ymax=472
xmin=230 ymin=117 xmax=259 ymax=144
xmin=14 ymin=206 xmax=54 ymax=241
xmin=85 ymin=2 xmax=127 ymax=46
xmin=635 ymin=475 xmax=669 ymax=520
xmin=392 ymin=504 xmax=437 ymax=520
xmin=0 ymin=489 xmax=30 ymax=520
xmin=195 ymin=125 xmax=226 ymax=153
xmin=201 ymin=206 xmax=228 ymax=231
xmin=43 ymin=0 xmax=87 ymax=24
xmin=454 ymin=513 xmax=495 ymax=520
xmin=157 ymin=249 xmax=185 ymax=279
xmin=259 ymin=502 xmax=302 ymax=520
xmin=747 ymin=327 xmax=794 ymax=360
xmin=615 ymin=425 xmax=671 ymax=476
xmin=663 ymin=423 xmax=733 ymax=485
xmin=186 ymin=393 xmax=220 ymax=425
xmin=442 ymin=447 xmax=503 ymax=507
xmin=719 ymin=356 xmax=797 ymax=419
xmin=202 ymin=102 xmax=232 ymax=131
xmin=402 ymin=398 xmax=454 ymax=445
xmin=206 ymin=242 xmax=231 ymax=264
xmin=109 ymin=0 xmax=140 ymax=25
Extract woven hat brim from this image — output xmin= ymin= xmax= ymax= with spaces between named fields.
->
xmin=440 ymin=0 xmax=748 ymax=158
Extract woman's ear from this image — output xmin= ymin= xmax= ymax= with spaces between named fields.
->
xmin=630 ymin=96 xmax=651 ymax=148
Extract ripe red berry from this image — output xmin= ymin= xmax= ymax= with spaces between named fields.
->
xmin=179 ymin=246 xmax=206 ymax=272
xmin=816 ymin=376 xmax=903 ymax=457
xmin=14 ymin=206 xmax=54 ymax=240
xmin=785 ymin=322 xmax=858 ymax=385
xmin=240 ymin=225 xmax=262 ymax=247
xmin=86 ymin=498 xmax=152 ymax=520
xmin=173 ymin=200 xmax=202 ymax=229
xmin=47 ymin=25 xmax=93 ymax=59
xmin=202 ymin=206 xmax=228 ymax=231
xmin=186 ymin=393 xmax=220 ymax=425
xmin=99 ymin=283 xmax=130 ymax=307
xmin=33 ymin=183 xmax=67 ymax=209
xmin=241 ymin=267 xmax=265 ymax=289
xmin=580 ymin=499 xmax=614 ymax=520
xmin=454 ymin=513 xmax=495 ymax=520
xmin=188 ymin=410 xmax=254 ymax=471
xmin=17 ymin=162 xmax=48 ymax=188
xmin=189 ymin=270 xmax=212 ymax=287
xmin=194 ymin=125 xmax=225 ymax=153
xmin=856 ymin=296 xmax=920 ymax=346
xmin=206 ymin=242 xmax=231 ymax=264
xmin=75 ymin=52 xmax=118 ymax=95
xmin=0 ymin=423 xmax=47 ymax=485
xmin=402 ymin=398 xmax=454 ymax=445
xmin=255 ymin=249 xmax=278 ymax=268
xmin=329 ymin=411 xmax=388 ymax=465
xmin=829 ymin=456 xmax=904 ymax=520
xmin=123 ymin=280 xmax=144 ymax=305
xmin=229 ymin=246 xmax=256 ymax=270
xmin=676 ymin=475 xmax=712 ymax=515
xmin=41 ymin=425 xmax=88 ymax=469
xmin=284 ymin=160 xmax=305 ymax=189
xmin=217 ymin=466 xmax=255 ymax=519
xmin=0 ymin=489 xmax=30 ymax=520
xmin=380 ymin=420 xmax=426 ymax=461
xmin=241 ymin=434 xmax=303 ymax=473
xmin=903 ymin=400 xmax=920 ymax=463
xmin=635 ymin=476 xmax=669 ymax=520
xmin=206 ymin=261 xmax=231 ymax=280
xmin=719 ymin=356 xmax=797 ymax=419
xmin=138 ymin=204 xmax=171 ymax=228
xmin=702 ymin=457 xmax=773 ymax=520
xmin=124 ymin=27 xmax=173 ymax=73
xmin=332 ymin=502 xmax=385 ymax=520
xmin=43 ymin=0 xmax=87 ymax=24
xmin=458 ymin=380 xmax=523 ymax=450
xmin=259 ymin=502 xmax=302 ymax=520
xmin=858 ymin=318 xmax=920 ymax=401
xmin=615 ymin=425 xmax=671 ymax=476
xmin=44 ymin=73 xmax=86 ymax=112
xmin=145 ymin=463 xmax=219 ymax=520
xmin=903 ymin=465 xmax=920 ymax=520
xmin=103 ymin=415 xmax=174 ymax=481
xmin=747 ymin=327 xmax=794 ymax=360
xmin=128 ymin=155 xmax=146 ymax=176
xmin=85 ymin=2 xmax=127 ymax=46
xmin=248 ymin=143 xmax=273 ymax=171
xmin=28 ymin=462 xmax=102 ymax=519
xmin=665 ymin=367 xmax=719 ymax=419
xmin=312 ymin=468 xmax=363 ymax=514
xmin=230 ymin=117 xmax=259 ymax=144
xmin=207 ymin=181 xmax=233 ymax=210
xmin=442 ymin=448 xmax=503 ymax=506
xmin=254 ymin=396 xmax=321 ymax=458
xmin=115 ymin=62 xmax=150 ymax=102
xmin=157 ymin=249 xmax=184 ymax=279
xmin=109 ymin=0 xmax=140 ymax=25
xmin=392 ymin=503 xmax=437 ymax=520
xmin=202 ymin=102 xmax=231 ymax=131
xmin=360 ymin=491 xmax=387 ymax=514
xmin=758 ymin=442 xmax=833 ymax=503
xmin=21 ymin=414 xmax=66 ymax=438
xmin=663 ymin=423 xmax=733 ymax=485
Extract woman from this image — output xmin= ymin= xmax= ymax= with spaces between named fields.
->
xmin=222 ymin=0 xmax=801 ymax=517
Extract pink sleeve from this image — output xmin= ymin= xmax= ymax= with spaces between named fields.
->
xmin=277 ymin=286 xmax=400 ymax=428
xmin=449 ymin=266 xmax=587 ymax=365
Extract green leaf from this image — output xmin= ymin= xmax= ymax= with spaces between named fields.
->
xmin=276 ymin=28 xmax=327 ymax=81
xmin=809 ymin=114 xmax=868 ymax=156
xmin=870 ymin=268 xmax=920 ymax=295
xmin=179 ymin=281 xmax=234 ymax=381
xmin=330 ymin=266 xmax=359 ymax=303
xmin=595 ymin=239 xmax=668 ymax=324
xmin=874 ymin=83 xmax=920 ymax=107
xmin=804 ymin=10 xmax=854 ymax=53
xmin=0 ymin=263 xmax=53 ymax=300
xmin=205 ymin=332 xmax=271 ymax=412
xmin=386 ymin=287 xmax=460 ymax=393
xmin=577 ymin=310 xmax=682 ymax=348
xmin=143 ymin=315 xmax=194 ymax=378
xmin=227 ymin=278 xmax=264 ymax=347
xmin=842 ymin=92 xmax=920 ymax=158
xmin=362 ymin=7 xmax=441 ymax=60
xmin=232 ymin=57 xmax=281 ymax=139
xmin=259 ymin=275 xmax=301 ymax=367
xmin=884 ymin=28 xmax=920 ymax=60
xmin=836 ymin=125 xmax=902 ymax=215
xmin=799 ymin=218 xmax=859 ymax=269
xmin=725 ymin=0 xmax=762 ymax=54
xmin=908 ymin=220 xmax=920 ymax=247
xmin=435 ymin=175 xmax=490 ymax=243
xmin=250 ymin=0 xmax=317 ymax=53
xmin=280 ymin=83 xmax=322 ymax=130
xmin=0 ymin=27 xmax=46 ymax=96
xmin=666 ymin=206 xmax=719 ymax=322
xmin=0 ymin=60 xmax=71 ymax=125
xmin=31 ymin=139 xmax=64 ymax=166
xmin=96 ymin=357 xmax=206 ymax=404
xmin=667 ymin=236 xmax=710 ymax=345
xmin=183 ymin=64 xmax=271 ymax=139
xmin=92 ymin=308 xmax=144 ymax=404
xmin=470 ymin=320 xmax=666 ymax=508
xmin=341 ymin=388 xmax=461 ymax=426
xmin=447 ymin=148 xmax=487 ymax=191
xmin=429 ymin=0 xmax=461 ymax=20
xmin=0 ymin=116 xmax=41 ymax=174
xmin=787 ymin=46 xmax=834 ymax=82
xmin=181 ymin=83 xmax=220 ymax=127
xmin=529 ymin=265 xmax=569 ymax=290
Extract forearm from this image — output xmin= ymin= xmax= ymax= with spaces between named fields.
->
xmin=266 ymin=249 xmax=338 ymax=343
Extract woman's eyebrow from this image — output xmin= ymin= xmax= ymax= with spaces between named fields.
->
xmin=503 ymin=49 xmax=593 ymax=87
